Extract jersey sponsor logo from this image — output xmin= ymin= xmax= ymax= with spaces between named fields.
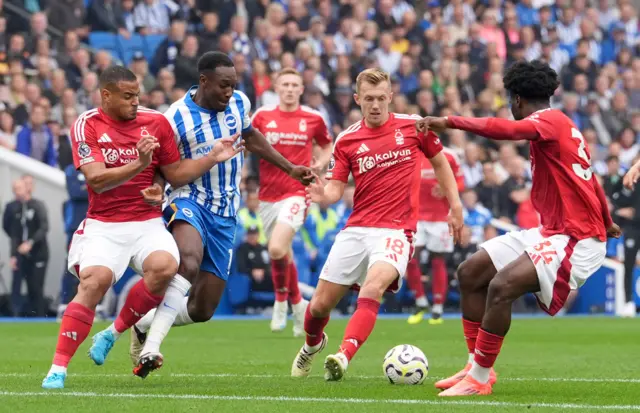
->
xmin=182 ymin=208 xmax=194 ymax=218
xmin=224 ymin=113 xmax=239 ymax=130
xmin=266 ymin=120 xmax=278 ymax=128
xmin=356 ymin=143 xmax=370 ymax=154
xmin=394 ymin=129 xmax=404 ymax=145
xmin=77 ymin=142 xmax=91 ymax=158
xmin=265 ymin=131 xmax=309 ymax=145
xmin=357 ymin=149 xmax=412 ymax=173
xmin=299 ymin=119 xmax=307 ymax=132
xmin=102 ymin=147 xmax=139 ymax=164
xmin=195 ymin=145 xmax=213 ymax=156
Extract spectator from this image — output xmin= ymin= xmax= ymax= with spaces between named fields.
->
xmin=47 ymin=0 xmax=86 ymax=37
xmin=50 ymin=88 xmax=86 ymax=125
xmin=76 ymin=71 xmax=99 ymax=109
xmin=152 ymin=19 xmax=186 ymax=74
xmin=86 ymin=0 xmax=128 ymax=36
xmin=462 ymin=142 xmax=483 ymax=188
xmin=26 ymin=12 xmax=49 ymax=54
xmin=602 ymin=155 xmax=622 ymax=199
xmin=479 ymin=9 xmax=506 ymax=60
xmin=173 ymin=35 xmax=199 ymax=90
xmin=618 ymin=127 xmax=639 ymax=169
xmin=235 ymin=226 xmax=273 ymax=304
xmin=232 ymin=53 xmax=256 ymax=108
xmin=462 ymin=188 xmax=495 ymax=245
xmin=230 ymin=15 xmax=251 ymax=57
xmin=0 ymin=110 xmax=17 ymax=150
xmin=603 ymin=91 xmax=631 ymax=139
xmin=301 ymin=200 xmax=339 ymax=257
xmin=2 ymin=176 xmax=49 ymax=317
xmin=374 ymin=32 xmax=401 ymax=75
xmin=133 ymin=0 xmax=173 ymax=35
xmin=56 ymin=107 xmax=78 ymax=170
xmin=238 ymin=191 xmax=266 ymax=245
xmin=197 ymin=12 xmax=220 ymax=54
xmin=64 ymin=48 xmax=91 ymax=90
xmin=15 ymin=104 xmax=56 ymax=166
xmin=498 ymin=156 xmax=531 ymax=222
xmin=55 ymin=31 xmax=80 ymax=69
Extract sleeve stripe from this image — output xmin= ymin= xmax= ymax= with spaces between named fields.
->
xmin=334 ymin=121 xmax=361 ymax=148
xmin=74 ymin=109 xmax=99 ymax=142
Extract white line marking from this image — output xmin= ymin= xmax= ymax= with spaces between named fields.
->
xmin=0 ymin=391 xmax=638 ymax=410
xmin=1 ymin=372 xmax=639 ymax=383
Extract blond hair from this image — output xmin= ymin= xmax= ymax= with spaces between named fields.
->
xmin=276 ymin=68 xmax=302 ymax=80
xmin=355 ymin=68 xmax=390 ymax=94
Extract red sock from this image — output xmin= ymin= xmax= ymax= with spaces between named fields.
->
xmin=304 ymin=305 xmax=329 ymax=347
xmin=271 ymin=256 xmax=290 ymax=302
xmin=113 ymin=279 xmax=163 ymax=333
xmin=431 ymin=257 xmax=448 ymax=305
xmin=473 ymin=328 xmax=505 ymax=368
xmin=52 ymin=302 xmax=95 ymax=367
xmin=406 ymin=257 xmax=425 ymax=300
xmin=339 ymin=298 xmax=380 ymax=362
xmin=463 ymin=318 xmax=481 ymax=355
xmin=288 ymin=260 xmax=302 ymax=305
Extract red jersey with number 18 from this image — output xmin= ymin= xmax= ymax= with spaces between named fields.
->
xmin=70 ymin=107 xmax=180 ymax=223
xmin=524 ymin=108 xmax=606 ymax=241
xmin=327 ymin=113 xmax=443 ymax=231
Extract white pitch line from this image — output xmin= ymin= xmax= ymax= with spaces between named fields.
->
xmin=0 ymin=391 xmax=639 ymax=410
xmin=0 ymin=372 xmax=639 ymax=383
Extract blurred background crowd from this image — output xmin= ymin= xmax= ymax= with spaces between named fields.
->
xmin=0 ymin=0 xmax=638 ymax=318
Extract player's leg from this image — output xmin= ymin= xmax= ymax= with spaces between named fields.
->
xmin=268 ymin=222 xmax=296 ymax=331
xmin=406 ymin=246 xmax=429 ymax=324
xmin=429 ymin=251 xmax=448 ymax=323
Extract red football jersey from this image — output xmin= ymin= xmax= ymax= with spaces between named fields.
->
xmin=525 ymin=109 xmax=606 ymax=241
xmin=418 ymin=147 xmax=465 ymax=222
xmin=252 ymin=105 xmax=332 ymax=202
xmin=70 ymin=107 xmax=180 ymax=223
xmin=327 ymin=113 xmax=443 ymax=231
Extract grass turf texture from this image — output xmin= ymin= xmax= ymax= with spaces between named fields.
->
xmin=0 ymin=317 xmax=638 ymax=412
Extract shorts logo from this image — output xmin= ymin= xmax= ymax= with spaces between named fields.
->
xmin=394 ymin=129 xmax=404 ymax=145
xmin=103 ymin=148 xmax=120 ymax=164
xmin=78 ymin=142 xmax=91 ymax=158
xmin=182 ymin=208 xmax=194 ymax=218
xmin=224 ymin=114 xmax=238 ymax=130
xmin=299 ymin=119 xmax=307 ymax=132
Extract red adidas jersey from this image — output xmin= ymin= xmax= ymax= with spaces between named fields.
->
xmin=327 ymin=113 xmax=443 ymax=231
xmin=70 ymin=107 xmax=180 ymax=223
xmin=418 ymin=147 xmax=465 ymax=222
xmin=252 ymin=105 xmax=332 ymax=202
xmin=526 ymin=109 xmax=606 ymax=241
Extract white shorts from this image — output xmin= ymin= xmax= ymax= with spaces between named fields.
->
xmin=481 ymin=227 xmax=606 ymax=316
xmin=415 ymin=221 xmax=454 ymax=253
xmin=68 ymin=217 xmax=180 ymax=283
xmin=259 ymin=196 xmax=307 ymax=237
xmin=319 ymin=227 xmax=414 ymax=293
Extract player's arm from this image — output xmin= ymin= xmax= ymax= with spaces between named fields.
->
xmin=312 ymin=142 xmax=334 ymax=171
xmin=306 ymin=178 xmax=346 ymax=205
xmin=416 ymin=116 xmax=540 ymax=141
xmin=623 ymin=158 xmax=640 ymax=190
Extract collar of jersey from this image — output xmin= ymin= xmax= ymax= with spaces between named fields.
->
xmin=185 ymin=86 xmax=221 ymax=115
xmin=361 ymin=112 xmax=395 ymax=130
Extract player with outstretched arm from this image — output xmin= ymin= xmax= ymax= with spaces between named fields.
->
xmin=290 ymin=68 xmax=464 ymax=381
xmin=417 ymin=60 xmax=621 ymax=396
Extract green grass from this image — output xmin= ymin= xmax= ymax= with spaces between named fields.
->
xmin=0 ymin=317 xmax=639 ymax=412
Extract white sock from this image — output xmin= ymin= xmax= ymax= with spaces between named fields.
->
xmin=415 ymin=296 xmax=428 ymax=308
xmin=291 ymin=299 xmax=308 ymax=312
xmin=173 ymin=296 xmax=195 ymax=326
xmin=468 ymin=360 xmax=490 ymax=383
xmin=432 ymin=303 xmax=443 ymax=315
xmin=142 ymin=275 xmax=191 ymax=354
xmin=106 ymin=323 xmax=122 ymax=340
xmin=303 ymin=340 xmax=323 ymax=354
xmin=135 ymin=309 xmax=156 ymax=334
xmin=48 ymin=364 xmax=67 ymax=375
xmin=467 ymin=353 xmax=474 ymax=364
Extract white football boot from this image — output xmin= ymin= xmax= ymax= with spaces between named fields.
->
xmin=291 ymin=332 xmax=328 ymax=377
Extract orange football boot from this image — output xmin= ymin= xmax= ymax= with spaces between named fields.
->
xmin=438 ymin=374 xmax=493 ymax=396
xmin=435 ymin=363 xmax=497 ymax=390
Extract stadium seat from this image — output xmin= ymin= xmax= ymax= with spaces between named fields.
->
xmin=227 ymin=273 xmax=251 ymax=307
xmin=88 ymin=32 xmax=119 ymax=56
xmin=118 ymin=34 xmax=146 ymax=65
xmin=144 ymin=35 xmax=167 ymax=61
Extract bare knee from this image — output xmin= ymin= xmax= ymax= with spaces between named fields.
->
xmin=456 ymin=259 xmax=475 ymax=291
xmin=76 ymin=269 xmax=112 ymax=308
xmin=359 ymin=278 xmax=388 ymax=301
xmin=143 ymin=252 xmax=179 ymax=294
xmin=309 ymin=296 xmax=333 ymax=318
xmin=268 ymin=243 xmax=288 ymax=260
xmin=486 ymin=276 xmax=512 ymax=307
xmin=177 ymin=253 xmax=200 ymax=282
xmin=187 ymin=295 xmax=216 ymax=323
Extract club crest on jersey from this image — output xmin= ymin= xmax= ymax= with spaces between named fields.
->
xmin=224 ymin=114 xmax=239 ymax=130
xmin=182 ymin=208 xmax=194 ymax=218
xmin=299 ymin=119 xmax=307 ymax=132
xmin=394 ymin=129 xmax=404 ymax=145
xmin=140 ymin=127 xmax=151 ymax=137
xmin=77 ymin=142 xmax=91 ymax=158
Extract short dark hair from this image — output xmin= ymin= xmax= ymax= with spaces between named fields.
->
xmin=503 ymin=60 xmax=559 ymax=103
xmin=197 ymin=51 xmax=234 ymax=74
xmin=99 ymin=66 xmax=137 ymax=89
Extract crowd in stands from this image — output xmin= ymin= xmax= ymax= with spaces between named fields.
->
xmin=0 ymin=0 xmax=638 ymax=315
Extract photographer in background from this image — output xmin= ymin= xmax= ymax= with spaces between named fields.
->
xmin=2 ymin=176 xmax=49 ymax=317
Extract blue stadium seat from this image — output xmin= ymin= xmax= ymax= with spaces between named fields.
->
xmin=88 ymin=32 xmax=119 ymax=56
xmin=227 ymin=273 xmax=251 ymax=307
xmin=118 ymin=34 xmax=146 ymax=65
xmin=144 ymin=35 xmax=167 ymax=61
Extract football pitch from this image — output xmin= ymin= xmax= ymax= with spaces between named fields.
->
xmin=0 ymin=317 xmax=638 ymax=412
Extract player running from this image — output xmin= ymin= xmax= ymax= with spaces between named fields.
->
xmin=251 ymin=68 xmax=333 ymax=336
xmin=109 ymin=52 xmax=313 ymax=378
xmin=42 ymin=66 xmax=242 ymax=389
xmin=417 ymin=60 xmax=621 ymax=396
xmin=407 ymin=148 xmax=465 ymax=325
xmin=290 ymin=68 xmax=464 ymax=381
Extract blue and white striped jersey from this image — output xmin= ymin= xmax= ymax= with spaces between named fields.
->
xmin=164 ymin=87 xmax=252 ymax=217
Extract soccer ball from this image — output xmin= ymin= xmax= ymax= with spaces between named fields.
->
xmin=382 ymin=344 xmax=429 ymax=385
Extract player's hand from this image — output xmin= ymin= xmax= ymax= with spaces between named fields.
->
xmin=17 ymin=241 xmax=32 ymax=255
xmin=448 ymin=204 xmax=464 ymax=245
xmin=141 ymin=183 xmax=164 ymax=207
xmin=416 ymin=116 xmax=449 ymax=134
xmin=290 ymin=165 xmax=314 ymax=185
xmin=137 ymin=135 xmax=160 ymax=167
xmin=9 ymin=256 xmax=17 ymax=271
xmin=210 ymin=134 xmax=245 ymax=164
xmin=623 ymin=165 xmax=640 ymax=190
xmin=305 ymin=172 xmax=326 ymax=203
xmin=607 ymin=223 xmax=622 ymax=239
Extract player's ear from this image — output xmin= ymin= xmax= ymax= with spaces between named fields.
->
xmin=353 ymin=93 xmax=360 ymax=105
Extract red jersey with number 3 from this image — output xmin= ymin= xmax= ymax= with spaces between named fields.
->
xmin=326 ymin=113 xmax=443 ymax=231
xmin=251 ymin=105 xmax=332 ymax=202
xmin=418 ymin=147 xmax=464 ymax=222
xmin=70 ymin=107 xmax=180 ymax=223
xmin=525 ymin=108 xmax=606 ymax=241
